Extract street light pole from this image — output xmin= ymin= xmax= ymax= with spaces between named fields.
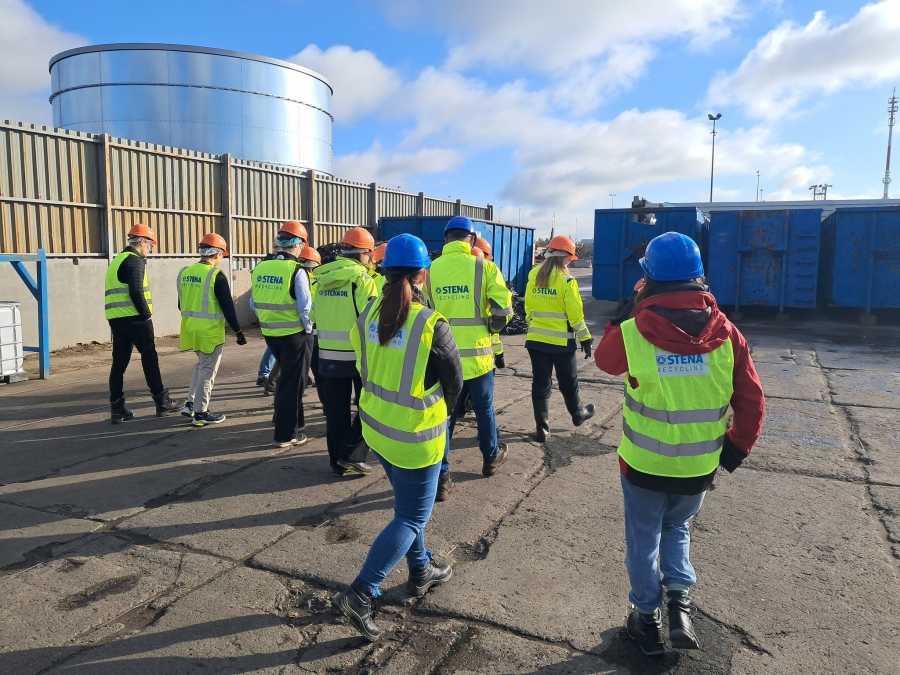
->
xmin=708 ymin=113 xmax=722 ymax=202
xmin=609 ymin=193 xmax=616 ymax=208
xmin=756 ymin=170 xmax=760 ymax=202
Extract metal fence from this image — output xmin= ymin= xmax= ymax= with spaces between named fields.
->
xmin=0 ymin=120 xmax=493 ymax=259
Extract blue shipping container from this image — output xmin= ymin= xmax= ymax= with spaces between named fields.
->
xmin=820 ymin=206 xmax=900 ymax=313
xmin=592 ymin=207 xmax=707 ymax=303
xmin=707 ymin=209 xmax=822 ymax=311
xmin=378 ymin=216 xmax=535 ymax=294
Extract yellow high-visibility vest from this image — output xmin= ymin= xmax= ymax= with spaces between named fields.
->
xmin=425 ymin=241 xmax=511 ymax=379
xmin=351 ymin=299 xmax=448 ymax=469
xmin=252 ymin=259 xmax=304 ymax=337
xmin=525 ymin=264 xmax=591 ymax=346
xmin=178 ymin=262 xmax=225 ymax=353
xmin=618 ymin=318 xmax=734 ymax=478
xmin=314 ymin=258 xmax=377 ymax=363
xmin=104 ymin=251 xmax=152 ymax=319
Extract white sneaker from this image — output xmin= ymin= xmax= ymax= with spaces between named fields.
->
xmin=181 ymin=402 xmax=194 ymax=418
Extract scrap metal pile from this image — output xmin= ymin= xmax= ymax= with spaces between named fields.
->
xmin=501 ymin=285 xmax=528 ymax=335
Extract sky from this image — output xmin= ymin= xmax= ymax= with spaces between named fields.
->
xmin=1 ymin=0 xmax=899 ymax=237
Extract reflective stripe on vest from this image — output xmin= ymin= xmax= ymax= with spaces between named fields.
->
xmin=353 ymin=299 xmax=448 ymax=469
xmin=251 ymin=259 xmax=304 ymax=337
xmin=179 ymin=263 xmax=226 ymax=353
xmin=427 ymin=245 xmax=494 ymax=380
xmin=104 ymin=251 xmax=153 ymax=319
xmin=525 ymin=264 xmax=590 ymax=347
xmin=617 ymin=318 xmax=734 ymax=478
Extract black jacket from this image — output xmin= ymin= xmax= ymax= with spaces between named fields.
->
xmin=115 ymin=247 xmax=152 ymax=320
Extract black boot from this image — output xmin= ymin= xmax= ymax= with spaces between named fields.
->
xmin=110 ymin=397 xmax=134 ymax=424
xmin=407 ymin=559 xmax=453 ymax=597
xmin=562 ymin=391 xmax=595 ymax=427
xmin=667 ymin=592 xmax=700 ymax=650
xmin=626 ymin=607 xmax=665 ymax=656
xmin=436 ymin=472 xmax=454 ymax=502
xmin=332 ymin=584 xmax=381 ymax=641
xmin=152 ymin=389 xmax=184 ymax=417
xmin=532 ymin=397 xmax=550 ymax=442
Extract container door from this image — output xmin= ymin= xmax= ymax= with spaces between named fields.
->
xmin=831 ymin=208 xmax=900 ymax=310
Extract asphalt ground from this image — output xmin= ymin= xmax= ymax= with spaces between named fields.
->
xmin=1 ymin=268 xmax=899 ymax=674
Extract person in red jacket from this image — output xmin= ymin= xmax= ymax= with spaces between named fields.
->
xmin=595 ymin=232 xmax=764 ymax=656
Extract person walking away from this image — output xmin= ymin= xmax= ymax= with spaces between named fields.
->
xmin=313 ymin=227 xmax=378 ymax=476
xmin=370 ymin=243 xmax=387 ymax=293
xmin=298 ymin=245 xmax=321 ymax=390
xmin=333 ymin=234 xmax=462 ymax=641
xmin=177 ymin=233 xmax=246 ymax=426
xmin=250 ymin=221 xmax=314 ymax=448
xmin=426 ymin=216 xmax=513 ymax=500
xmin=595 ymin=232 xmax=764 ymax=655
xmin=255 ymin=244 xmax=283 ymax=389
xmin=525 ymin=236 xmax=595 ymax=442
xmin=105 ymin=223 xmax=183 ymax=423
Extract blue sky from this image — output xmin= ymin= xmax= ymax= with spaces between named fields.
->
xmin=2 ymin=0 xmax=899 ymax=236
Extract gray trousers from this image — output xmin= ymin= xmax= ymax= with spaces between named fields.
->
xmin=187 ymin=344 xmax=223 ymax=413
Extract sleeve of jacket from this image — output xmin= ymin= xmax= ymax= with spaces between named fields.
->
xmin=594 ymin=322 xmax=628 ymax=375
xmin=429 ymin=319 xmax=463 ymax=413
xmin=485 ymin=262 xmax=513 ymax=332
xmin=119 ymin=254 xmax=152 ymax=319
xmin=213 ymin=272 xmax=241 ymax=333
xmin=564 ymin=277 xmax=591 ymax=342
xmin=721 ymin=326 xmax=765 ymax=472
xmin=354 ymin=273 xmax=378 ymax=315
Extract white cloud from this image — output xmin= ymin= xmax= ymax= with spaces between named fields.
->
xmin=0 ymin=0 xmax=84 ymax=125
xmin=333 ymin=142 xmax=464 ymax=188
xmin=709 ymin=1 xmax=900 ymax=119
xmin=288 ymin=44 xmax=402 ymax=123
xmin=385 ymin=0 xmax=741 ymax=112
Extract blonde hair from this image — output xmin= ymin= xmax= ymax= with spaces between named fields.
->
xmin=535 ymin=255 xmax=568 ymax=287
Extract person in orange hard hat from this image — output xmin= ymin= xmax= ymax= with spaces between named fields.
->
xmin=525 ymin=235 xmax=594 ymax=443
xmin=312 ymin=227 xmax=378 ymax=476
xmin=474 ymin=237 xmax=494 ymax=260
xmin=105 ymin=223 xmax=184 ymax=423
xmin=251 ymin=220 xmax=315 ymax=448
xmin=177 ymin=233 xmax=246 ymax=426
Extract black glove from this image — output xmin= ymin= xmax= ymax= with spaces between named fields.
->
xmin=719 ymin=435 xmax=747 ymax=473
xmin=236 ymin=330 xmax=247 ymax=346
xmin=494 ymin=353 xmax=506 ymax=369
xmin=580 ymin=339 xmax=593 ymax=359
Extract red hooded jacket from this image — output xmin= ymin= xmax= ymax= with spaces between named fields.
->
xmin=596 ymin=288 xmax=764 ymax=494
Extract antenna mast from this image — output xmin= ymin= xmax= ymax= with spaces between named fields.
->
xmin=885 ymin=87 xmax=898 ymax=199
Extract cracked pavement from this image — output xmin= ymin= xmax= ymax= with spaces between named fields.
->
xmin=1 ymin=269 xmax=900 ymax=674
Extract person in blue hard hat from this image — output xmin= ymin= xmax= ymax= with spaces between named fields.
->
xmin=595 ymin=231 xmax=764 ymax=656
xmin=332 ymin=234 xmax=463 ymax=641
xmin=424 ymin=216 xmax=513 ymax=501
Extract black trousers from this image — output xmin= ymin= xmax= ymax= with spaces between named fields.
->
xmin=265 ymin=332 xmax=314 ymax=443
xmin=527 ymin=348 xmax=581 ymax=411
xmin=109 ymin=318 xmax=164 ymax=401
xmin=317 ymin=373 xmax=369 ymax=469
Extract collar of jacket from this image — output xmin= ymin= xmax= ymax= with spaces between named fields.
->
xmin=276 ymin=252 xmax=299 ymax=262
xmin=632 ymin=290 xmax=729 ymax=353
xmin=442 ymin=241 xmax=472 ymax=256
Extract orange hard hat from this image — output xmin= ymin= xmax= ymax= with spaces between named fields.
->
xmin=471 ymin=246 xmax=485 ymax=258
xmin=299 ymin=246 xmax=321 ymax=265
xmin=474 ymin=237 xmax=493 ymax=260
xmin=199 ymin=232 xmax=229 ymax=256
xmin=340 ymin=227 xmax=375 ymax=251
xmin=278 ymin=220 xmax=308 ymax=241
xmin=127 ymin=223 xmax=158 ymax=246
xmin=373 ymin=242 xmax=387 ymax=263
xmin=547 ymin=235 xmax=578 ymax=260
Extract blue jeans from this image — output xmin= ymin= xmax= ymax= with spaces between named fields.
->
xmin=258 ymin=348 xmax=276 ymax=378
xmin=354 ymin=455 xmax=441 ymax=597
xmin=621 ymin=476 xmax=706 ymax=613
xmin=442 ymin=369 xmax=498 ymax=476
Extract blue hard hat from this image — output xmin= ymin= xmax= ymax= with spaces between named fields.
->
xmin=444 ymin=216 xmax=476 ymax=235
xmin=382 ymin=234 xmax=432 ymax=269
xmin=639 ymin=232 xmax=704 ymax=281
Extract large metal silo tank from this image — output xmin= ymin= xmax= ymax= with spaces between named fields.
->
xmin=49 ymin=43 xmax=333 ymax=173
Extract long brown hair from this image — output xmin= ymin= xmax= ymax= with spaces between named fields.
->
xmin=378 ymin=269 xmax=421 ymax=345
xmin=535 ymin=255 xmax=568 ymax=287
